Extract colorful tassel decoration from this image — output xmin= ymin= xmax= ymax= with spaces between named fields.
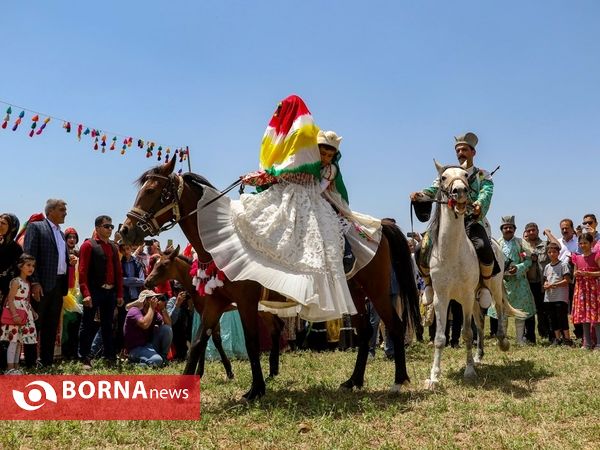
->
xmin=110 ymin=136 xmax=116 ymax=150
xmin=77 ymin=124 xmax=83 ymax=140
xmin=12 ymin=111 xmax=25 ymax=131
xmin=1 ymin=106 xmax=11 ymax=129
xmin=84 ymin=127 xmax=90 ymax=135
xmin=35 ymin=117 xmax=50 ymax=135
xmin=29 ymin=115 xmax=39 ymax=137
xmin=63 ymin=121 xmax=71 ymax=133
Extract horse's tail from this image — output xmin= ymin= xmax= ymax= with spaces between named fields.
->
xmin=382 ymin=223 xmax=421 ymax=329
xmin=500 ymin=284 xmax=528 ymax=319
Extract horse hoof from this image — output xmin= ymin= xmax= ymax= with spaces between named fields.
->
xmin=225 ymin=372 xmax=234 ymax=381
xmin=389 ymin=381 xmax=408 ymax=393
xmin=498 ymin=338 xmax=510 ymax=352
xmin=425 ymin=379 xmax=439 ymax=390
xmin=474 ymin=354 xmax=483 ymax=364
xmin=242 ymin=386 xmax=266 ymax=401
xmin=464 ymin=367 xmax=477 ymax=380
xmin=340 ymin=379 xmax=363 ymax=391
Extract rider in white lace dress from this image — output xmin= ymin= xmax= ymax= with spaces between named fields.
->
xmin=196 ymin=95 xmax=380 ymax=321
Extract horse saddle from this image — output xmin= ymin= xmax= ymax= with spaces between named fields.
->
xmin=259 ymin=287 xmax=297 ymax=309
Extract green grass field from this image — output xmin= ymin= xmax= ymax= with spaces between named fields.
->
xmin=1 ymin=337 xmax=599 ymax=449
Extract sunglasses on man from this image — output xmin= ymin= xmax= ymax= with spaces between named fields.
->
xmin=100 ymin=224 xmax=115 ymax=230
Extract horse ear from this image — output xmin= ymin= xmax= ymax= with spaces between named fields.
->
xmin=434 ymin=159 xmax=444 ymax=175
xmin=162 ymin=156 xmax=176 ymax=176
xmin=172 ymin=244 xmax=180 ymax=258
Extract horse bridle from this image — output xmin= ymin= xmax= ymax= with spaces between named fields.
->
xmin=126 ymin=173 xmax=244 ymax=237
xmin=126 ymin=173 xmax=185 ymax=235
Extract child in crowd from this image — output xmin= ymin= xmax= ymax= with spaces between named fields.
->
xmin=543 ymin=242 xmax=573 ymax=346
xmin=1 ymin=254 xmax=38 ymax=374
xmin=570 ymin=233 xmax=600 ymax=349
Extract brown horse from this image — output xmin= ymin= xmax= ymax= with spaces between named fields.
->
xmin=145 ymin=245 xmax=285 ymax=378
xmin=144 ymin=247 xmax=234 ymax=379
xmin=120 ymin=158 xmax=420 ymax=400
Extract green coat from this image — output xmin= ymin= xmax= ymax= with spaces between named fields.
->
xmin=488 ymin=237 xmax=536 ymax=319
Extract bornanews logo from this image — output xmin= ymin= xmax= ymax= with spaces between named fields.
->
xmin=0 ymin=375 xmax=200 ymax=420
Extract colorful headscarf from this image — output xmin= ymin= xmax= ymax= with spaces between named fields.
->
xmin=259 ymin=95 xmax=321 ymax=179
xmin=15 ymin=212 xmax=44 ymax=247
xmin=64 ymin=227 xmax=79 ymax=244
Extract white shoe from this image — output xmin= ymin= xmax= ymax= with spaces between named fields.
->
xmin=477 ymin=287 xmax=492 ymax=309
xmin=5 ymin=368 xmax=23 ymax=375
xmin=421 ymin=286 xmax=434 ymax=306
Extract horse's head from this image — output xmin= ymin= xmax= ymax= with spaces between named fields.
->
xmin=144 ymin=244 xmax=181 ymax=289
xmin=434 ymin=159 xmax=470 ymax=216
xmin=120 ymin=158 xmax=187 ymax=245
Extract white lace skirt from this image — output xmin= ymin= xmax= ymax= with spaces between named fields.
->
xmin=197 ymin=182 xmax=357 ymax=321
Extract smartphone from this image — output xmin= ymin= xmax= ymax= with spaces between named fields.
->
xmin=167 ymin=239 xmax=173 ymax=248
xmin=407 ymin=232 xmax=417 ymax=238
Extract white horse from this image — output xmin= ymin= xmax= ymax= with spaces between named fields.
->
xmin=421 ymin=161 xmax=521 ymax=389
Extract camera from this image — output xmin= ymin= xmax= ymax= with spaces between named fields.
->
xmin=144 ymin=239 xmax=154 ymax=246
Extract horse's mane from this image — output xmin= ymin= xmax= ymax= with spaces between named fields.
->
xmin=135 ymin=165 xmax=164 ymax=187
xmin=426 ymin=191 xmax=443 ymax=246
xmin=182 ymin=172 xmax=216 ymax=189
xmin=135 ymin=165 xmax=217 ymax=191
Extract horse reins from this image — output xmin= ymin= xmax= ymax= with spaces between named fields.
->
xmin=126 ymin=173 xmax=242 ymax=236
xmin=409 ymin=164 xmax=500 ymax=235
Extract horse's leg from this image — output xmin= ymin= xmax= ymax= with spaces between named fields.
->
xmin=427 ymin=295 xmax=448 ymax=389
xmin=236 ymin=287 xmax=265 ymax=400
xmin=192 ymin=301 xmax=225 ymax=378
xmin=462 ymin=300 xmax=477 ymax=380
xmin=340 ymin=309 xmax=371 ymax=390
xmin=259 ymin=312 xmax=283 ymax=378
xmin=371 ymin=292 xmax=410 ymax=392
xmin=473 ymin=305 xmax=485 ymax=363
xmin=210 ymin=321 xmax=234 ymax=380
xmin=496 ymin=309 xmax=510 ymax=351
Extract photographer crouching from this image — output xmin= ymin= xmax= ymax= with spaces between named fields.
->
xmin=123 ymin=289 xmax=173 ymax=367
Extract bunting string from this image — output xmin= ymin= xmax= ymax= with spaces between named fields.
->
xmin=0 ymin=99 xmax=190 ymax=169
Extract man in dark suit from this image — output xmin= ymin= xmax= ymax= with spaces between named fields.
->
xmin=24 ymin=199 xmax=71 ymax=366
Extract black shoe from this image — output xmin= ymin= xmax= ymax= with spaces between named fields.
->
xmin=80 ymin=357 xmax=93 ymax=370
xmin=562 ymin=339 xmax=574 ymax=347
xmin=343 ymin=236 xmax=356 ymax=275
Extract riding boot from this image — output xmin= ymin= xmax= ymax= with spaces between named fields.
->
xmin=477 ymin=262 xmax=494 ymax=309
xmin=343 ymin=235 xmax=356 ymax=276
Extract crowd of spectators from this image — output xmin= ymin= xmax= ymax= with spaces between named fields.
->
xmin=1 ymin=201 xmax=598 ymax=375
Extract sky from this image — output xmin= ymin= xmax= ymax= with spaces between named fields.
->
xmin=1 ymin=1 xmax=599 ymax=248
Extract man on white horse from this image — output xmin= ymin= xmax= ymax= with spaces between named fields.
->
xmin=410 ymin=132 xmax=499 ymax=309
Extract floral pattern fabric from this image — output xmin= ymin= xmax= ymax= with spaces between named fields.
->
xmin=571 ymin=252 xmax=600 ymax=324
xmin=1 ymin=278 xmax=37 ymax=344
